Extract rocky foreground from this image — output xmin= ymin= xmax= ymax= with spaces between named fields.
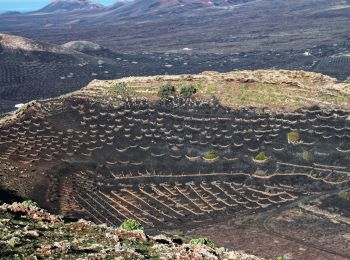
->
xmin=0 ymin=201 xmax=262 ymax=259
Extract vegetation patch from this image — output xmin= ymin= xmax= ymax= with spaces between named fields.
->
xmin=120 ymin=219 xmax=143 ymax=231
xmin=109 ymin=82 xmax=138 ymax=98
xmin=0 ymin=201 xmax=260 ymax=259
xmin=202 ymin=151 xmax=219 ymax=160
xmin=338 ymin=190 xmax=350 ymax=200
xmin=158 ymin=82 xmax=176 ymax=99
xmin=120 ymin=239 xmax=156 ymax=258
xmin=255 ymin=151 xmax=268 ymax=161
xmin=179 ymin=85 xmax=197 ymax=97
xmin=287 ymin=131 xmax=300 ymax=143
xmin=189 ymin=237 xmax=216 ymax=249
xmin=22 ymin=200 xmax=39 ymax=210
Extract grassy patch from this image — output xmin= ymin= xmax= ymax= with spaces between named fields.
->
xmin=235 ymin=83 xmax=283 ymax=106
xmin=109 ymin=82 xmax=139 ymax=98
xmin=204 ymin=85 xmax=217 ymax=96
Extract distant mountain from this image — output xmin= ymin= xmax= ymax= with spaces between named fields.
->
xmin=37 ymin=0 xmax=104 ymax=13
xmin=105 ymin=0 xmax=256 ymax=17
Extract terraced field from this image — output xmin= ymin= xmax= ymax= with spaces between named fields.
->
xmin=0 ymin=96 xmax=349 ymax=221
xmin=0 ymin=71 xmax=349 ymax=258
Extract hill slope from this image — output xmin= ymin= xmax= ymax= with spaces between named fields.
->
xmin=0 ymin=34 xmax=192 ymax=114
xmin=1 ymin=0 xmax=350 ymax=81
xmin=0 ymin=70 xmax=349 ymax=258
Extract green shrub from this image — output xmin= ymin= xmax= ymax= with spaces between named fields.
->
xmin=189 ymin=237 xmax=216 ymax=248
xmin=338 ymin=190 xmax=350 ymax=200
xmin=180 ymin=85 xmax=197 ymax=97
xmin=157 ymin=82 xmax=176 ymax=99
xmin=255 ymin=151 xmax=267 ymax=161
xmin=287 ymin=131 xmax=300 ymax=143
xmin=120 ymin=219 xmax=143 ymax=231
xmin=203 ymin=151 xmax=219 ymax=160
xmin=22 ymin=200 xmax=39 ymax=209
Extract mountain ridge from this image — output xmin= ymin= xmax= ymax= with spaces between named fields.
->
xmin=37 ymin=0 xmax=104 ymax=13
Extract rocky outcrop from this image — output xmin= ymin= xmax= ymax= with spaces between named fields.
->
xmin=0 ymin=201 xmax=262 ymax=259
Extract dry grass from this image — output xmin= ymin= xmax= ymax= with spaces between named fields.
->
xmin=82 ymin=70 xmax=350 ymax=110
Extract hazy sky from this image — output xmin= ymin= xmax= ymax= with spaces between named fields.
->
xmin=0 ymin=0 xmax=116 ymax=12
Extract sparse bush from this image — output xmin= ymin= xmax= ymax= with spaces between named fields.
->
xmin=287 ymin=131 xmax=300 ymax=143
xmin=189 ymin=237 xmax=216 ymax=248
xmin=203 ymin=151 xmax=219 ymax=160
xmin=157 ymin=82 xmax=176 ymax=99
xmin=112 ymin=82 xmax=138 ymax=97
xmin=180 ymin=85 xmax=197 ymax=97
xmin=120 ymin=219 xmax=143 ymax=231
xmin=338 ymin=190 xmax=350 ymax=200
xmin=255 ymin=151 xmax=267 ymax=161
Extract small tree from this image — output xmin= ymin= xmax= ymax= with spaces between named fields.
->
xmin=180 ymin=85 xmax=197 ymax=98
xmin=157 ymin=82 xmax=176 ymax=99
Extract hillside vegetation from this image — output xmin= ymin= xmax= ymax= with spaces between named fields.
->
xmin=0 ymin=201 xmax=262 ymax=259
xmin=87 ymin=70 xmax=350 ymax=111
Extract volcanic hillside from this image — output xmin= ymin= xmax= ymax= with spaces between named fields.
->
xmin=1 ymin=0 xmax=350 ymax=82
xmin=0 ymin=70 xmax=350 ymax=258
xmin=101 ymin=0 xmax=256 ymax=16
xmin=0 ymin=34 xmax=193 ymax=114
